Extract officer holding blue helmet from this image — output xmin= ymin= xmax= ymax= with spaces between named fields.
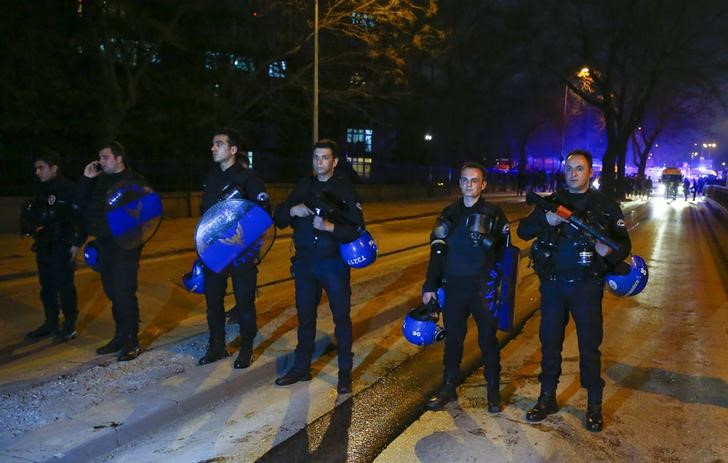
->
xmin=273 ymin=139 xmax=364 ymax=394
xmin=197 ymin=127 xmax=270 ymax=369
xmin=517 ymin=150 xmax=631 ymax=432
xmin=423 ymin=162 xmax=510 ymax=412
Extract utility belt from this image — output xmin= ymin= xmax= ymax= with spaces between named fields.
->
xmin=531 ymin=234 xmax=609 ymax=281
xmin=542 ymin=268 xmax=601 ymax=283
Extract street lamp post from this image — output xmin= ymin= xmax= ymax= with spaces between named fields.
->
xmin=312 ymin=0 xmax=319 ymax=144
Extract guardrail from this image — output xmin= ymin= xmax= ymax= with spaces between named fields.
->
xmin=705 ymin=185 xmax=728 ymax=210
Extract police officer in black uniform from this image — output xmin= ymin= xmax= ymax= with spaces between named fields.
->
xmin=197 ymin=128 xmax=270 ymax=369
xmin=423 ymin=162 xmax=510 ymax=412
xmin=273 ymin=139 xmax=364 ymax=394
xmin=23 ymin=149 xmax=82 ymax=343
xmin=517 ymin=150 xmax=631 ymax=432
xmin=77 ymin=142 xmax=146 ymax=361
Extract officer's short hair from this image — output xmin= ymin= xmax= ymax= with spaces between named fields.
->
xmin=214 ymin=127 xmax=242 ymax=152
xmin=567 ymin=150 xmax=593 ymax=168
xmin=101 ymin=141 xmax=128 ymax=164
xmin=313 ymin=139 xmax=339 ymax=159
xmin=33 ymin=148 xmax=61 ymax=168
xmin=461 ymin=162 xmax=487 ymax=181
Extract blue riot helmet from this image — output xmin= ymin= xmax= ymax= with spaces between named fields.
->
xmin=402 ymin=300 xmax=446 ymax=346
xmin=606 ymin=255 xmax=649 ymax=296
xmin=340 ymin=229 xmax=377 ymax=268
xmin=182 ymin=259 xmax=205 ymax=294
xmin=83 ymin=240 xmax=99 ymax=271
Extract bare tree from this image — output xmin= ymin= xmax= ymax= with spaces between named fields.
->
xmin=545 ymin=0 xmax=728 ymax=198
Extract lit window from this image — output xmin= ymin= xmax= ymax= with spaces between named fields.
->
xmin=243 ymin=151 xmax=253 ymax=169
xmin=205 ymin=51 xmax=221 ymax=71
xmin=230 ymin=54 xmax=255 ymax=73
xmin=350 ymin=72 xmax=366 ymax=86
xmin=346 ymin=128 xmax=373 ymax=153
xmin=351 ymin=12 xmax=376 ymax=28
xmin=268 ymin=60 xmax=287 ymax=78
xmin=347 ymin=156 xmax=373 ymax=179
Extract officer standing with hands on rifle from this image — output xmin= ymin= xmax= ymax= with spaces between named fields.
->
xmin=517 ymin=149 xmax=631 ymax=432
xmin=22 ymin=149 xmax=83 ymax=343
xmin=197 ymin=127 xmax=270 ymax=369
xmin=76 ymin=142 xmax=146 ymax=361
xmin=423 ymin=162 xmax=510 ymax=412
xmin=273 ymin=139 xmax=364 ymax=394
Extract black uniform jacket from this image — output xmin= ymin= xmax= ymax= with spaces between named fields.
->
xmin=29 ymin=175 xmax=83 ymax=249
xmin=423 ymin=197 xmax=509 ymax=293
xmin=517 ymin=188 xmax=631 ymax=278
xmin=274 ymin=174 xmax=363 ymax=260
xmin=200 ymin=162 xmax=270 ymax=215
xmin=76 ymin=168 xmax=145 ymax=241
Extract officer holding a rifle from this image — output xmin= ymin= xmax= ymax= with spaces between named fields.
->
xmin=517 ymin=150 xmax=631 ymax=432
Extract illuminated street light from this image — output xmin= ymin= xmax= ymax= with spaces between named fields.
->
xmin=424 ymin=133 xmax=433 ymax=142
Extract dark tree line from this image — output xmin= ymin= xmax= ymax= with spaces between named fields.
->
xmin=1 ymin=0 xmax=726 ymax=197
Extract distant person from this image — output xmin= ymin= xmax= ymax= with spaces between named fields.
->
xmin=197 ymin=128 xmax=270 ymax=369
xmin=691 ymin=178 xmax=698 ymax=201
xmin=422 ymin=162 xmax=510 ymax=412
xmin=22 ymin=149 xmax=82 ymax=343
xmin=517 ymin=150 xmax=631 ymax=432
xmin=77 ymin=142 xmax=146 ymax=361
xmin=273 ymin=139 xmax=365 ymax=394
xmin=683 ymin=177 xmax=691 ymax=201
xmin=516 ymin=170 xmax=527 ymax=197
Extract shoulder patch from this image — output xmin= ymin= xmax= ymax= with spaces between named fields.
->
xmin=47 ymin=195 xmax=56 ymax=206
xmin=256 ymin=192 xmax=269 ymax=202
xmin=616 ymin=219 xmax=625 ymax=227
xmin=355 ymin=202 xmax=363 ymax=210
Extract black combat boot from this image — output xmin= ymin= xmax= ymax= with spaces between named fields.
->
xmin=233 ymin=339 xmax=254 ymax=369
xmin=198 ymin=336 xmax=229 ymax=366
xmin=118 ymin=333 xmax=141 ymax=361
xmin=487 ymin=383 xmax=503 ymax=414
xmin=585 ymin=402 xmax=603 ymax=432
xmin=337 ymin=369 xmax=352 ymax=394
xmin=526 ymin=391 xmax=558 ymax=422
xmin=275 ymin=369 xmax=313 ymax=386
xmin=96 ymin=332 xmax=123 ymax=355
xmin=427 ymin=380 xmax=458 ymax=410
xmin=53 ymin=320 xmax=78 ymax=343
xmin=26 ymin=322 xmax=59 ymax=340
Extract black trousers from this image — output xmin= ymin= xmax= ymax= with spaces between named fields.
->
xmin=203 ymin=265 xmax=258 ymax=344
xmin=98 ymin=239 xmax=142 ymax=338
xmin=36 ymin=241 xmax=78 ymax=326
xmin=442 ymin=276 xmax=501 ymax=385
xmin=292 ymin=257 xmax=352 ymax=372
xmin=538 ymin=276 xmax=605 ymax=402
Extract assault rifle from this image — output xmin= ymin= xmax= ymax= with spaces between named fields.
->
xmin=525 ymin=191 xmax=621 ymax=252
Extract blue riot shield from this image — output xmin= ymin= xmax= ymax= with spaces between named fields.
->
xmin=194 ymin=199 xmax=274 ymax=274
xmin=106 ymin=180 xmax=163 ymax=249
